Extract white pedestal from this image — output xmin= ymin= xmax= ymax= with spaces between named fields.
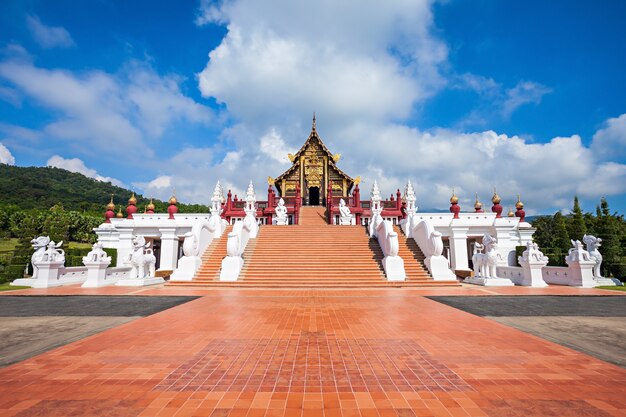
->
xmin=518 ymin=260 xmax=549 ymax=287
xmin=170 ymin=256 xmax=202 ymax=281
xmin=339 ymin=216 xmax=355 ymax=225
xmin=11 ymin=278 xmax=37 ymax=287
xmin=273 ymin=217 xmax=288 ymax=225
xmin=594 ymin=277 xmax=623 ymax=286
xmin=382 ymin=256 xmax=406 ymax=281
xmin=115 ymin=277 xmax=164 ymax=286
xmin=220 ymin=256 xmax=244 ymax=281
xmin=82 ymin=261 xmax=115 ymax=288
xmin=565 ymin=260 xmax=597 ymax=288
xmin=30 ymin=261 xmax=65 ymax=288
xmin=464 ymin=276 xmax=514 ymax=286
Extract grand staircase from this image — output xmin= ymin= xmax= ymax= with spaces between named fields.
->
xmin=167 ymin=207 xmax=459 ymax=288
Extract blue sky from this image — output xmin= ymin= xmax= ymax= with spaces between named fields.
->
xmin=0 ymin=0 xmax=625 ymax=214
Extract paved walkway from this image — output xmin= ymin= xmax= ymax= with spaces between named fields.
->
xmin=0 ymin=288 xmax=624 ymax=417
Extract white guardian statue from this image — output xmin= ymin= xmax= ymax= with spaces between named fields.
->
xmin=274 ymin=198 xmax=288 ymax=225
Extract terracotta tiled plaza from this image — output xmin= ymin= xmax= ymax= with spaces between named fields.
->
xmin=1 ymin=287 xmax=625 ymax=417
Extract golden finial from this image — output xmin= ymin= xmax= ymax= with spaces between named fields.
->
xmin=147 ymin=197 xmax=155 ymax=211
xmin=450 ymin=188 xmax=459 ymax=204
xmin=474 ymin=192 xmax=483 ymax=209
xmin=288 ymin=153 xmax=295 ymax=163
xmin=116 ymin=207 xmax=123 ymax=218
xmin=491 ymin=187 xmax=501 ymax=204
xmin=267 ymin=176 xmax=275 ymax=185
xmin=312 ymin=112 xmax=316 ymax=130
xmin=169 ymin=188 xmax=177 ymax=205
xmin=507 ymin=207 xmax=515 ymax=217
xmin=354 ymin=176 xmax=361 ymax=185
xmin=515 ymin=194 xmax=524 ymax=209
xmin=128 ymin=191 xmax=137 ymax=205
xmin=332 ymin=153 xmax=341 ymax=163
xmin=106 ymin=194 xmax=115 ymax=210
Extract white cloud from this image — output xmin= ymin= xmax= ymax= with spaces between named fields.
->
xmin=26 ymin=15 xmax=75 ymax=49
xmin=0 ymin=142 xmax=15 ymax=165
xmin=197 ymin=0 xmax=447 ymax=128
xmin=127 ymin=64 xmax=213 ymax=136
xmin=46 ymin=155 xmax=124 ymax=187
xmin=260 ymin=129 xmax=294 ymax=164
xmin=591 ymin=113 xmax=626 ymax=162
xmin=0 ymin=57 xmax=214 ymax=159
xmin=501 ymin=81 xmax=552 ymax=118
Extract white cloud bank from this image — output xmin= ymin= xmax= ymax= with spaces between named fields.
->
xmin=46 ymin=155 xmax=124 ymax=187
xmin=0 ymin=58 xmax=214 ymax=159
xmin=0 ymin=142 xmax=15 ymax=165
xmin=177 ymin=0 xmax=626 ymax=213
xmin=26 ymin=15 xmax=75 ymax=49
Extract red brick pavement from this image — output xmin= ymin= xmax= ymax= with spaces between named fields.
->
xmin=0 ymin=290 xmax=624 ymax=416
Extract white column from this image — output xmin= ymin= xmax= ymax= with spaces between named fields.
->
xmin=518 ymin=259 xmax=549 ymax=287
xmin=159 ymin=228 xmax=179 ymax=271
xmin=116 ymin=228 xmax=135 ymax=267
xmin=30 ymin=261 xmax=64 ymax=288
xmin=82 ymin=261 xmax=112 ymax=288
xmin=566 ymin=259 xmax=597 ymax=288
xmin=449 ymin=227 xmax=469 ymax=271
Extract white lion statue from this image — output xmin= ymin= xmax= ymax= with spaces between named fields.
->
xmin=582 ymin=234 xmax=603 ymax=277
xmin=472 ymin=234 xmax=500 ymax=278
xmin=129 ymin=236 xmax=156 ymax=279
xmin=31 ymin=236 xmax=65 ymax=277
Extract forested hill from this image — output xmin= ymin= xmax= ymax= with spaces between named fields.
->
xmin=0 ymin=164 xmax=208 ymax=214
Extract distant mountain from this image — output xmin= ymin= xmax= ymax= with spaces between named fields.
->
xmin=0 ymin=164 xmax=208 ymax=214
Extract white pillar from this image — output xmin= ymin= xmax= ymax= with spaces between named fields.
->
xmin=566 ymin=259 xmax=597 ymax=288
xmin=159 ymin=228 xmax=179 ymax=271
xmin=30 ymin=261 xmax=64 ymax=288
xmin=82 ymin=261 xmax=112 ymax=288
xmin=449 ymin=227 xmax=469 ymax=271
xmin=116 ymin=228 xmax=135 ymax=267
xmin=518 ymin=259 xmax=549 ymax=287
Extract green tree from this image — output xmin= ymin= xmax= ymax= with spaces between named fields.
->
xmin=568 ymin=196 xmax=587 ymax=241
xmin=553 ymin=212 xmax=571 ymax=253
xmin=596 ymin=198 xmax=622 ymax=276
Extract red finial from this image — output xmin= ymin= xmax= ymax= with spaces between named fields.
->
xmin=167 ymin=190 xmax=178 ymax=220
xmin=449 ymin=189 xmax=460 ymax=219
xmin=126 ymin=192 xmax=137 ymax=219
xmin=104 ymin=194 xmax=115 ymax=223
xmin=491 ymin=188 xmax=503 ymax=218
xmin=515 ymin=195 xmax=526 ymax=222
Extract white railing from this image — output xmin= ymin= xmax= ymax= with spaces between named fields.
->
xmin=220 ymin=215 xmax=258 ymax=281
xmin=374 ymin=218 xmax=406 ymax=281
xmin=170 ymin=219 xmax=219 ymax=281
xmin=411 ymin=219 xmax=456 ymax=280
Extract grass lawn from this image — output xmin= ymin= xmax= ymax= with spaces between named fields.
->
xmin=68 ymin=242 xmax=92 ymax=249
xmin=0 ymin=283 xmax=29 ymax=291
xmin=596 ymin=285 xmax=626 ymax=292
xmin=0 ymin=238 xmax=19 ymax=252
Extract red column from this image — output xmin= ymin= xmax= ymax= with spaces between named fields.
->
xmin=295 ymin=182 xmax=301 ymax=224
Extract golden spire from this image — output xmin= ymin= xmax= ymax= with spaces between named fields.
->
xmin=474 ymin=192 xmax=483 ymax=210
xmin=450 ymin=188 xmax=459 ymax=204
xmin=507 ymin=207 xmax=515 ymax=217
xmin=491 ymin=187 xmax=501 ymax=204
xmin=128 ymin=191 xmax=137 ymax=205
xmin=116 ymin=207 xmax=123 ymax=218
xmin=169 ymin=189 xmax=177 ymax=205
xmin=147 ymin=197 xmax=155 ymax=211
xmin=515 ymin=194 xmax=524 ymax=209
xmin=312 ymin=112 xmax=316 ymax=131
xmin=106 ymin=194 xmax=115 ymax=210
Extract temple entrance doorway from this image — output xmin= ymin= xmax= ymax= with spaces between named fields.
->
xmin=308 ymin=187 xmax=320 ymax=206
